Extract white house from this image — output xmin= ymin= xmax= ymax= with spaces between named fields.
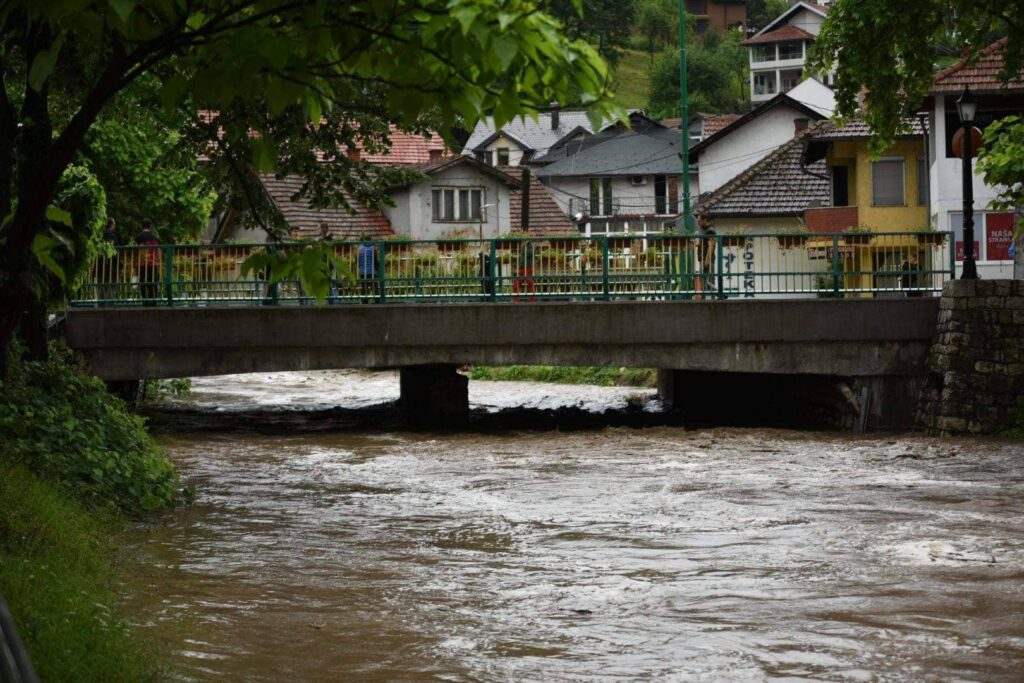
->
xmin=927 ymin=39 xmax=1022 ymax=279
xmin=743 ymin=1 xmax=831 ymax=104
xmin=534 ymin=113 xmax=686 ymax=237
xmin=690 ymin=79 xmax=835 ymax=196
xmin=462 ymin=106 xmax=601 ymax=167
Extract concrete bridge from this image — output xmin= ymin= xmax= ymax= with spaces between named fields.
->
xmin=65 ymin=298 xmax=941 ymax=430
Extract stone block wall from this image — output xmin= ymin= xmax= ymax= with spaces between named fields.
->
xmin=918 ymin=279 xmax=1024 ymax=435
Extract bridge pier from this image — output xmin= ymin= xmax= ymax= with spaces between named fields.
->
xmin=399 ymin=364 xmax=469 ymax=427
xmin=658 ymin=370 xmax=921 ymax=431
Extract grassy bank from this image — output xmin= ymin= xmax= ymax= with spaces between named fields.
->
xmin=0 ymin=466 xmax=163 ymax=681
xmin=0 ymin=345 xmax=179 ymax=680
xmin=469 ymin=365 xmax=657 ymax=387
xmin=610 ymin=47 xmax=652 ymax=109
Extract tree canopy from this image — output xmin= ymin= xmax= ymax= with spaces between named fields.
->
xmin=647 ymin=27 xmax=749 ymax=117
xmin=0 ymin=0 xmax=619 ymax=365
xmin=809 ymin=0 xmax=1024 ymax=237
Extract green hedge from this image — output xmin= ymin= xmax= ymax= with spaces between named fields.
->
xmin=0 ymin=345 xmax=179 ymax=512
xmin=468 ymin=365 xmax=657 ymax=387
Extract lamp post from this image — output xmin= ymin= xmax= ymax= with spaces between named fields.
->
xmin=956 ymin=86 xmax=979 ymax=279
xmin=677 ymin=0 xmax=695 ymax=235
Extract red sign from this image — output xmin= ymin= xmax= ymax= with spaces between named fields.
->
xmin=985 ymin=213 xmax=1015 ymax=261
xmin=955 ymin=240 xmax=980 ymax=261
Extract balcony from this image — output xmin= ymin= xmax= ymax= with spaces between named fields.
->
xmin=805 ymin=206 xmax=859 ymax=233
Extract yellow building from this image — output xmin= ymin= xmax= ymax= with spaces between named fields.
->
xmin=803 ymin=119 xmax=941 ymax=294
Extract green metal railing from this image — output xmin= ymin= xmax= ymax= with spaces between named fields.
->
xmin=70 ymin=232 xmax=954 ymax=307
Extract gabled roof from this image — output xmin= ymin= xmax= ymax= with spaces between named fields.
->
xmin=807 ymin=116 xmax=927 ymax=141
xmin=743 ymin=25 xmax=816 ymax=45
xmin=535 ymin=124 xmax=682 ymax=178
xmin=260 ymin=175 xmax=393 ymax=239
xmin=751 ymin=1 xmax=828 ymax=39
xmin=696 ymin=127 xmax=830 ymax=219
xmin=463 ymin=110 xmax=601 ymax=157
xmin=469 ymin=128 xmax=534 ymax=154
xmin=931 ymin=38 xmax=1024 ymax=94
xmin=547 ymin=125 xmax=593 ymax=151
xmin=507 ymin=171 xmax=576 ymax=234
xmin=397 ymin=154 xmax=521 ymax=188
xmin=688 ymin=91 xmax=827 ymax=161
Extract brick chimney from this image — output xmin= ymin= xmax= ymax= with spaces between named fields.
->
xmin=794 ymin=118 xmax=809 ymax=134
xmin=347 ymin=146 xmax=361 ymax=161
xmin=428 ymin=148 xmax=444 ymax=164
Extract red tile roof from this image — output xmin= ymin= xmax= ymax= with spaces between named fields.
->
xmin=931 ymin=38 xmax=1024 ymax=94
xmin=359 ymin=126 xmax=448 ymax=165
xmin=260 ymin=175 xmax=393 ymax=239
xmin=507 ymin=171 xmax=576 ymax=235
xmin=743 ymin=25 xmax=815 ymax=46
xmin=702 ymin=114 xmax=742 ymax=136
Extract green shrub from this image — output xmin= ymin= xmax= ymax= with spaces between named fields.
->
xmin=0 ymin=345 xmax=179 ymax=512
xmin=469 ymin=365 xmax=657 ymax=387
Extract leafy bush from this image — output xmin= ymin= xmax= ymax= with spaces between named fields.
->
xmin=0 ymin=345 xmax=179 ymax=512
xmin=1000 ymin=398 xmax=1024 ymax=440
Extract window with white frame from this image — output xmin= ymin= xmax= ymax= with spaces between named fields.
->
xmin=753 ymin=72 xmax=776 ymax=95
xmin=589 ymin=177 xmax=613 ymax=216
xmin=777 ymin=41 xmax=803 ymax=60
xmin=752 ymin=45 xmax=775 ymax=62
xmin=871 ymin=158 xmax=905 ymax=206
xmin=475 ymin=150 xmax=493 ymax=166
xmin=432 ymin=187 xmax=483 ymax=222
xmin=496 ymin=148 xmax=510 ymax=165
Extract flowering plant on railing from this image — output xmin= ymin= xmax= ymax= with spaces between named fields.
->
xmin=241 ymin=243 xmax=354 ymax=303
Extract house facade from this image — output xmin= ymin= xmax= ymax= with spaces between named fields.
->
xmin=743 ymin=1 xmax=830 ymax=103
xmin=926 ymin=38 xmax=1023 ymax=279
xmin=685 ymin=0 xmax=747 ymax=34
xmin=690 ymin=80 xmax=834 ymax=195
xmin=534 ymin=114 xmax=684 ymax=237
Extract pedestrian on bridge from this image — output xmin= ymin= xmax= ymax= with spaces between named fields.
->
xmin=357 ymin=237 xmax=378 ymax=302
xmin=135 ymin=222 xmax=161 ymax=305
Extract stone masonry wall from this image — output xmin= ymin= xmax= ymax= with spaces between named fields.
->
xmin=918 ymin=279 xmax=1024 ymax=435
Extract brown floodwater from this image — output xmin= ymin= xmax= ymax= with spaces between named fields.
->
xmin=123 ymin=372 xmax=1024 ymax=681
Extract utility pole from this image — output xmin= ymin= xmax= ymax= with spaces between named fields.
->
xmin=677 ymin=0 xmax=695 ymax=234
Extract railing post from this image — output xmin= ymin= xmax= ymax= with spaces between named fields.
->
xmin=268 ymin=244 xmax=279 ymax=305
xmin=162 ymin=244 xmax=174 ymax=306
xmin=716 ymin=234 xmax=725 ymax=299
xmin=601 ymin=236 xmax=610 ymax=300
xmin=831 ymin=234 xmax=842 ymax=297
xmin=377 ymin=241 xmax=386 ymax=303
xmin=489 ymin=239 xmax=497 ymax=302
xmin=947 ymin=230 xmax=956 ymax=287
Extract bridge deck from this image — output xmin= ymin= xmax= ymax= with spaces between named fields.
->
xmin=66 ymin=298 xmax=940 ymax=381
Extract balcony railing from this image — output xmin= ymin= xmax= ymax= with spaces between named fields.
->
xmin=70 ymin=232 xmax=954 ymax=307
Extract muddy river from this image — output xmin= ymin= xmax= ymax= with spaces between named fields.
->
xmin=123 ymin=371 xmax=1024 ymax=681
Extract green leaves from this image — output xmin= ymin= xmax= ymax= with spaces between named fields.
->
xmin=241 ymin=243 xmax=354 ymax=304
xmin=977 ymin=116 xmax=1024 ymax=239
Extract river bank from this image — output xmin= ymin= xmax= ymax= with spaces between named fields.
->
xmin=0 ymin=346 xmax=180 ymax=680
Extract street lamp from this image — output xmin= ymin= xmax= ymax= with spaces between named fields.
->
xmin=957 ymin=86 xmax=979 ymax=279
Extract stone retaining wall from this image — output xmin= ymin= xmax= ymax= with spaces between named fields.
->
xmin=918 ymin=279 xmax=1024 ymax=435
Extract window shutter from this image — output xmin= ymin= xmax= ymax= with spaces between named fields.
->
xmin=668 ymin=176 xmax=679 ymax=214
xmin=432 ymin=190 xmax=441 ymax=221
xmin=444 ymin=189 xmax=455 ymax=220
xmin=917 ymin=157 xmax=929 ymax=206
xmin=602 ymin=178 xmax=613 ymax=216
xmin=871 ymin=159 xmax=904 ymax=206
xmin=458 ymin=190 xmax=470 ymax=220
xmin=589 ymin=178 xmax=600 ymax=215
xmin=471 ymin=190 xmax=482 ymax=220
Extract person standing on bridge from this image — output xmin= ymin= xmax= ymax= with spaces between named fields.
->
xmin=135 ymin=222 xmax=161 ymax=305
xmin=357 ymin=237 xmax=378 ymax=302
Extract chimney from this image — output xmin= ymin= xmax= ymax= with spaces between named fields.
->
xmin=550 ymin=101 xmax=560 ymax=130
xmin=428 ymin=148 xmax=444 ymax=163
xmin=794 ymin=117 xmax=809 ymax=134
xmin=347 ymin=146 xmax=361 ymax=161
